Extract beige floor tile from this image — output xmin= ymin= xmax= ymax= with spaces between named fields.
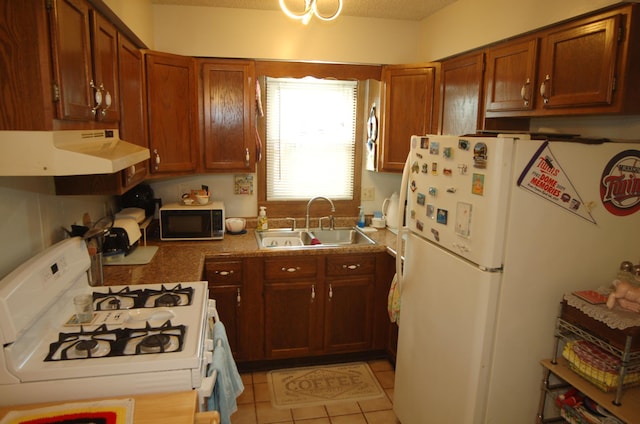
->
xmin=330 ymin=414 xmax=368 ymax=424
xmin=368 ymin=359 xmax=394 ymax=372
xmin=385 ymin=387 xmax=395 ymax=403
xmin=325 ymin=401 xmax=361 ymax=417
xmin=364 ymin=409 xmax=401 ymax=424
xmin=358 ymin=395 xmax=393 ymax=412
xmin=254 ymin=381 xmax=271 ymax=402
xmin=241 ymin=373 xmax=254 ymax=385
xmin=237 ymin=383 xmax=255 ymax=404
xmin=231 ymin=403 xmax=258 ymax=424
xmin=374 ymin=370 xmax=395 ymax=389
xmin=255 ymin=401 xmax=292 ymax=424
xmin=294 ymin=418 xmax=331 ymax=424
xmin=291 ymin=405 xmax=328 ymax=420
xmin=253 ymin=370 xmax=268 ymax=384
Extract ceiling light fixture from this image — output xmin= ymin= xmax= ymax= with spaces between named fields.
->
xmin=279 ymin=0 xmax=343 ymax=25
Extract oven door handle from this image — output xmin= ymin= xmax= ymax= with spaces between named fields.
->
xmin=198 ymin=369 xmax=217 ymax=411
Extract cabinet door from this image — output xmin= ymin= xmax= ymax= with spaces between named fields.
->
xmin=117 ymin=35 xmax=148 ymax=189
xmin=380 ymin=64 xmax=438 ymax=172
xmin=538 ymin=14 xmax=620 ymax=109
xmin=324 ymin=276 xmax=374 ymax=353
xmin=91 ymin=10 xmax=119 ymax=123
xmin=439 ymin=52 xmax=484 ymax=135
xmin=324 ymin=255 xmax=375 ymax=353
xmin=146 ymin=51 xmax=198 ymax=173
xmin=205 ymin=260 xmax=244 ymax=359
xmin=201 ymin=60 xmax=255 ymax=172
xmin=49 ymin=0 xmax=94 ymax=121
xmin=484 ymin=38 xmax=538 ymax=113
xmin=264 ymin=281 xmax=321 ymax=359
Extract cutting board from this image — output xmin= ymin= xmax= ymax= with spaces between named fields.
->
xmin=104 ymin=246 xmax=158 ymax=266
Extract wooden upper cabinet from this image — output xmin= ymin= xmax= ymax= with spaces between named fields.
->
xmin=379 ymin=64 xmax=439 ymax=173
xmin=538 ymin=14 xmax=619 ymax=110
xmin=117 ymin=35 xmax=148 ymax=189
xmin=484 ymin=38 xmax=539 ymax=113
xmin=146 ymin=51 xmax=198 ymax=174
xmin=439 ymin=52 xmax=484 ymax=136
xmin=91 ymin=10 xmax=120 ymax=123
xmin=49 ymin=0 xmax=119 ymax=125
xmin=484 ymin=4 xmax=640 ymax=117
xmin=200 ymin=60 xmax=256 ymax=172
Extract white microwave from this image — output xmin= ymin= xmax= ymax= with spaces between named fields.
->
xmin=159 ymin=201 xmax=225 ymax=240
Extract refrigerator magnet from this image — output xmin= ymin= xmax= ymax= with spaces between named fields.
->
xmin=458 ymin=139 xmax=470 ymax=150
xmin=458 ymin=163 xmax=468 ymax=175
xmin=436 ymin=208 xmax=448 ymax=225
xmin=426 ymin=204 xmax=435 ymax=219
xmin=428 ymin=187 xmax=437 ymax=196
xmin=472 ymin=173 xmax=485 ymax=196
xmin=443 ymin=147 xmax=453 ymax=158
xmin=411 ymin=161 xmax=420 ymax=173
xmin=443 ymin=168 xmax=453 ymax=176
xmin=410 ymin=180 xmax=417 ymax=192
xmin=431 ymin=162 xmax=438 ymax=175
xmin=421 ymin=163 xmax=428 ymax=173
xmin=429 ymin=142 xmax=440 ymax=155
xmin=473 ymin=142 xmax=488 ymax=168
xmin=417 ymin=193 xmax=426 ymax=205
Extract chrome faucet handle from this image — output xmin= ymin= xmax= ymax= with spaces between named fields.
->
xmin=329 ymin=215 xmax=335 ymax=230
xmin=285 ymin=217 xmax=297 ymax=231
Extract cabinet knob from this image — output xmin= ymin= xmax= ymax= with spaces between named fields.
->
xmin=281 ymin=266 xmax=301 ymax=273
xmin=520 ymin=78 xmax=531 ymax=106
xmin=89 ymin=80 xmax=104 ymax=115
xmin=153 ymin=149 xmax=161 ymax=170
xmin=342 ymin=264 xmax=360 ymax=270
xmin=215 ymin=270 xmax=233 ymax=276
xmin=539 ymin=74 xmax=551 ymax=104
xmin=328 ymin=283 xmax=333 ymax=300
xmin=236 ymin=288 xmax=241 ymax=305
xmin=244 ymin=148 xmax=250 ymax=166
xmin=311 ymin=284 xmax=316 ymax=301
xmin=100 ymin=89 xmax=112 ymax=117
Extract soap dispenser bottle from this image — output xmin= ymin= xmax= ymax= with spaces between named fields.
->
xmin=358 ymin=206 xmax=365 ymax=228
xmin=257 ymin=206 xmax=268 ymax=231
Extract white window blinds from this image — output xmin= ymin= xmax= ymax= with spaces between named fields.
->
xmin=265 ymin=77 xmax=357 ymax=201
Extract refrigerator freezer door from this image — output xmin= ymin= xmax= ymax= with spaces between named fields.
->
xmin=394 ymin=233 xmax=501 ymax=424
xmin=407 ymin=135 xmax=516 ymax=269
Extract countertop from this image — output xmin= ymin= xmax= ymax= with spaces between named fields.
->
xmin=0 ymin=391 xmax=198 ymax=424
xmin=103 ymin=227 xmax=401 ymax=286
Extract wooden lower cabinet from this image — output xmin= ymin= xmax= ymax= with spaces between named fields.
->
xmin=262 ymin=253 xmax=389 ymax=361
xmin=207 ymin=252 xmax=394 ymax=363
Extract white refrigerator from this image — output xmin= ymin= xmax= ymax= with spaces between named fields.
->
xmin=392 ymin=134 xmax=640 ymax=423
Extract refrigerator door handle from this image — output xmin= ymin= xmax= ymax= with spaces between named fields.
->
xmin=395 ymin=153 xmax=411 ymax=295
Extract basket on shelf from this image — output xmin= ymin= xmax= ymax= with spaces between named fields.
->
xmin=562 ymin=340 xmax=640 ymax=392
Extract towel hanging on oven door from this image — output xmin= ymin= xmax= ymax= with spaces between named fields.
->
xmin=207 ymin=321 xmax=244 ymax=424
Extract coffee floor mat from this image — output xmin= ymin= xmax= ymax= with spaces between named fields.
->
xmin=267 ymin=362 xmax=385 ymax=409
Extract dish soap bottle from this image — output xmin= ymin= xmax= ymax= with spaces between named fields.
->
xmin=358 ymin=206 xmax=365 ymax=228
xmin=257 ymin=206 xmax=268 ymax=231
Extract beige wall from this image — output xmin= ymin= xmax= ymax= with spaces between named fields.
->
xmin=418 ymin=0 xmax=623 ymax=60
xmin=151 ymin=6 xmax=421 ymax=64
xmin=103 ymin=0 xmax=155 ymax=48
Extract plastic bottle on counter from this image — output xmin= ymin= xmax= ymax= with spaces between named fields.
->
xmin=257 ymin=206 xmax=268 ymax=231
xmin=358 ymin=206 xmax=365 ymax=228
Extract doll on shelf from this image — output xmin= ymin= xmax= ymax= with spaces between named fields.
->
xmin=606 ymin=279 xmax=640 ymax=312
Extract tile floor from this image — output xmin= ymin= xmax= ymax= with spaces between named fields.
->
xmin=231 ymin=359 xmax=400 ymax=424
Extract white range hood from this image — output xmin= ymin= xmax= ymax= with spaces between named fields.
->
xmin=0 ymin=129 xmax=150 ymax=176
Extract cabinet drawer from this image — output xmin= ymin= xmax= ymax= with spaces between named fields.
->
xmin=264 ymin=257 xmax=317 ymax=280
xmin=326 ymin=255 xmax=375 ymax=276
xmin=205 ymin=260 xmax=243 ymax=285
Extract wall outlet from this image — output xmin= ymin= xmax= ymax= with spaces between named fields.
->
xmin=362 ymin=187 xmax=375 ymax=201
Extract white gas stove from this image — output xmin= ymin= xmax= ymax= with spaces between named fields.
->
xmin=0 ymin=237 xmax=216 ymax=409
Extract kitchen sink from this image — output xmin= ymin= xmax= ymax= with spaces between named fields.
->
xmin=255 ymin=227 xmax=375 ymax=249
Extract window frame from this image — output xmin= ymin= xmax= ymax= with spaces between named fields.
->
xmin=255 ymin=61 xmax=382 ymax=219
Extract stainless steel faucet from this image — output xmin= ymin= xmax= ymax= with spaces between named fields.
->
xmin=305 ymin=196 xmax=335 ymax=229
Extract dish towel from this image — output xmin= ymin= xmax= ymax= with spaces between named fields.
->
xmin=387 ymin=273 xmax=401 ymax=324
xmin=207 ymin=321 xmax=244 ymax=424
